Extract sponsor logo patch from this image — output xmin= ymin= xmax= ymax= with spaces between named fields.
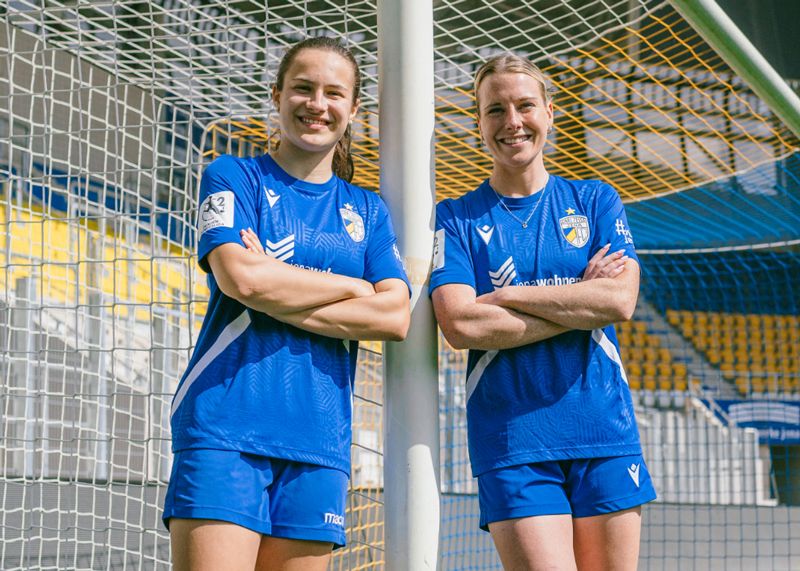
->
xmin=615 ymin=218 xmax=634 ymax=245
xmin=198 ymin=191 xmax=234 ymax=235
xmin=432 ymin=228 xmax=445 ymax=270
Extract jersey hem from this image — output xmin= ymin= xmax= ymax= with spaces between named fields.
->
xmin=172 ymin=438 xmax=351 ymax=476
xmin=471 ymin=443 xmax=643 ymax=477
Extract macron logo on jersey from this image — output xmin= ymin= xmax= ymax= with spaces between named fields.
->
xmin=264 ymin=186 xmax=280 ymax=208
xmin=476 ymin=224 xmax=494 ymax=245
xmin=265 ymin=234 xmax=295 ymax=261
xmin=627 ymin=463 xmax=641 ymax=488
xmin=489 ymin=256 xmax=517 ymax=289
xmin=324 ymin=512 xmax=345 ymax=528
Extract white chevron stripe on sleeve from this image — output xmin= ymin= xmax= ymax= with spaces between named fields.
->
xmin=488 ymin=256 xmax=514 ymax=279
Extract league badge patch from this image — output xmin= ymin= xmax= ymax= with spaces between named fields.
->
xmin=559 ymin=212 xmax=590 ymax=248
xmin=340 ymin=203 xmax=365 ymax=242
xmin=198 ymin=190 xmax=234 ymax=235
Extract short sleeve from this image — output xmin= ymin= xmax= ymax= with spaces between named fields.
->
xmin=592 ymin=184 xmax=639 ymax=263
xmin=196 ymin=155 xmax=259 ymax=273
xmin=428 ymin=199 xmax=476 ymax=294
xmin=363 ymin=197 xmax=411 ymax=292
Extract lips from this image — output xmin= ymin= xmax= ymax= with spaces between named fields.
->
xmin=498 ymin=134 xmax=531 ymax=145
xmin=299 ymin=116 xmax=330 ymax=127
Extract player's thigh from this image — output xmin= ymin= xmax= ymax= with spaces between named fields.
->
xmin=170 ymin=518 xmax=261 ymax=571
xmin=489 ymin=515 xmax=577 ymax=571
xmin=572 ymin=507 xmax=642 ymax=571
xmin=256 ymin=536 xmax=333 ymax=571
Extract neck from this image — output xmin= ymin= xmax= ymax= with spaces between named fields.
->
xmin=272 ymin=142 xmax=336 ymax=183
xmin=490 ymin=159 xmax=548 ymax=198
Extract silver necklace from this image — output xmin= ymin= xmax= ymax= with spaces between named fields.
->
xmin=492 ymin=175 xmax=549 ymax=229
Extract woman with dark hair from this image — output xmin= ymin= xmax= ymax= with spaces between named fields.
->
xmin=163 ymin=37 xmax=410 ymax=571
xmin=430 ymin=54 xmax=656 ymax=570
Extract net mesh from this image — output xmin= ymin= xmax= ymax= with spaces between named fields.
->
xmin=1 ymin=0 xmax=799 ymax=569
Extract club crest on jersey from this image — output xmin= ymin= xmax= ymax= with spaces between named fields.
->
xmin=559 ymin=211 xmax=590 ymax=248
xmin=340 ymin=203 xmax=365 ymax=242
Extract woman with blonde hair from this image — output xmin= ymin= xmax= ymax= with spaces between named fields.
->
xmin=430 ymin=54 xmax=656 ymax=570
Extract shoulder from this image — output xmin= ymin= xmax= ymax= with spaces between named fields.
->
xmin=436 ymin=182 xmax=488 ymax=220
xmin=551 ymin=174 xmax=613 ymax=197
xmin=201 ymin=155 xmax=259 ymax=189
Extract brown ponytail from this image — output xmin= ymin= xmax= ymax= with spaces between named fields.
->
xmin=275 ymin=37 xmax=361 ymax=182
xmin=333 ymin=125 xmax=355 ymax=182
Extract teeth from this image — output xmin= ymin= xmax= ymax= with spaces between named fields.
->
xmin=502 ymin=136 xmax=529 ymax=144
xmin=301 ymin=117 xmax=327 ymax=126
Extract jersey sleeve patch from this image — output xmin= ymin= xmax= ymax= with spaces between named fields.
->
xmin=432 ymin=228 xmax=445 ymax=270
xmin=198 ymin=190 xmax=234 ymax=236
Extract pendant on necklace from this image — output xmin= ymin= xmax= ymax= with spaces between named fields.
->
xmin=522 ymin=223 xmax=527 ymax=228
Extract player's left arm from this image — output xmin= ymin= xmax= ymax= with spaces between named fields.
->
xmin=478 ymin=258 xmax=639 ymax=330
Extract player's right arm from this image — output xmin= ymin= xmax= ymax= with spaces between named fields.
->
xmin=197 ymin=155 xmax=374 ymax=315
xmin=432 ymin=283 xmax=567 ymax=350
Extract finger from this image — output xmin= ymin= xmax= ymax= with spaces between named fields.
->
xmin=588 ymin=243 xmax=612 ymax=263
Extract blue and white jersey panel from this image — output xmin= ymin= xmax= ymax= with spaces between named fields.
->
xmin=171 ymin=154 xmax=410 ymax=475
xmin=429 ymin=175 xmax=642 ymax=476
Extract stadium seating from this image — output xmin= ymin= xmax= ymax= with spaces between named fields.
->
xmin=666 ymin=309 xmax=799 ymax=398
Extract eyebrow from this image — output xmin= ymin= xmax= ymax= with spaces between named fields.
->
xmin=291 ymin=76 xmax=350 ymax=91
xmin=482 ymin=95 xmax=543 ymax=109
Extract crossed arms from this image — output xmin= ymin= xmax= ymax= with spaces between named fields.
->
xmin=432 ymin=245 xmax=639 ymax=351
xmin=207 ymin=230 xmax=410 ymax=341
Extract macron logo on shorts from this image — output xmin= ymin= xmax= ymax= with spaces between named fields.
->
xmin=627 ymin=463 xmax=641 ymax=488
xmin=324 ymin=512 xmax=344 ymax=528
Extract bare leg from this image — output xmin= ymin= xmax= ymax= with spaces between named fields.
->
xmin=573 ymin=507 xmax=642 ymax=571
xmin=170 ymin=519 xmax=261 ymax=571
xmin=489 ymin=515 xmax=578 ymax=571
xmin=255 ymin=537 xmax=333 ymax=571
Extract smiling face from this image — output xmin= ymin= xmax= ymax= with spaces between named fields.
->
xmin=476 ymin=71 xmax=553 ymax=174
xmin=272 ymin=48 xmax=359 ymax=159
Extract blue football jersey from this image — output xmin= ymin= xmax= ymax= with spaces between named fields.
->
xmin=171 ymin=154 xmax=410 ymax=475
xmin=430 ymin=175 xmax=642 ymax=476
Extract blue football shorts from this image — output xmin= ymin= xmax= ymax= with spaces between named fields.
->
xmin=477 ymin=454 xmax=657 ymax=530
xmin=162 ymin=449 xmax=348 ymax=547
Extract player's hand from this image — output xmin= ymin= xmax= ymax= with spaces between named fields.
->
xmin=583 ymin=244 xmax=628 ymax=280
xmin=240 ymin=228 xmax=266 ymax=255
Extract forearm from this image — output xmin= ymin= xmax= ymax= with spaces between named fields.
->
xmin=274 ymin=284 xmax=410 ymax=341
xmin=209 ymin=244 xmax=373 ymax=315
xmin=438 ymin=301 xmax=567 ymax=351
xmin=484 ymin=278 xmax=635 ymax=330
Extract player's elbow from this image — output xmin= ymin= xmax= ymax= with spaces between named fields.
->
xmin=438 ymin=319 xmax=474 ymax=350
xmin=610 ymin=290 xmax=637 ymax=323
xmin=379 ymin=310 xmax=410 ymax=342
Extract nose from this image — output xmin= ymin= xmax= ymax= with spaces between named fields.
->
xmin=306 ymin=88 xmax=327 ymax=113
xmin=505 ymin=107 xmax=522 ymax=130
